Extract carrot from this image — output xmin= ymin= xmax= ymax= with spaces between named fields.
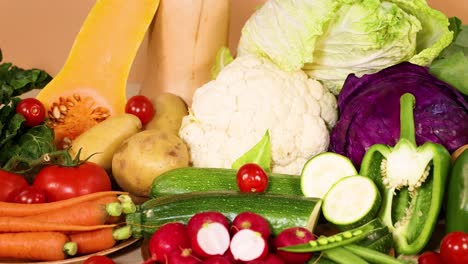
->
xmin=25 ymin=195 xmax=120 ymax=226
xmin=0 ymin=232 xmax=77 ymax=261
xmin=0 ymin=216 xmax=117 ymax=232
xmin=70 ymin=227 xmax=117 ymax=254
xmin=0 ymin=191 xmax=126 ymax=217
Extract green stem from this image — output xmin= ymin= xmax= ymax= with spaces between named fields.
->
xmin=106 ymin=202 xmax=123 ymax=217
xmin=63 ymin=242 xmax=78 ymax=257
xmin=113 ymin=225 xmax=132 ymax=240
xmin=399 ymin=93 xmax=416 ymax=145
xmin=344 ymin=244 xmax=403 ymax=264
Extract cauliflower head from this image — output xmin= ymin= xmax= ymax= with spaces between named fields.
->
xmin=179 ymin=55 xmax=338 ymax=174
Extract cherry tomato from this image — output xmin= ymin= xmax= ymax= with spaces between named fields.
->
xmin=83 ymin=255 xmax=115 ymax=264
xmin=12 ymin=186 xmax=47 ymax=204
xmin=418 ymin=251 xmax=443 ymax=264
xmin=0 ymin=170 xmax=29 ymax=202
xmin=125 ymin=95 xmax=155 ymax=125
xmin=440 ymin=231 xmax=468 ymax=264
xmin=236 ymin=163 xmax=269 ymax=193
xmin=33 ymin=162 xmax=111 ymax=202
xmin=15 ymin=98 xmax=46 ymax=127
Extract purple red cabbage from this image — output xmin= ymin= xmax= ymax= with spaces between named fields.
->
xmin=330 ymin=62 xmax=468 ymax=168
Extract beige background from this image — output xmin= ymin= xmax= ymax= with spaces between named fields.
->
xmin=0 ymin=0 xmax=466 ymax=84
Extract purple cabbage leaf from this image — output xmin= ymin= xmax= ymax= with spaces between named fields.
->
xmin=330 ymin=62 xmax=468 ymax=168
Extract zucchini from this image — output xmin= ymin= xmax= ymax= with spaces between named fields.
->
xmin=322 ymin=176 xmax=381 ymax=230
xmin=149 ymin=167 xmax=303 ymax=198
xmin=301 ymin=152 xmax=358 ymax=198
xmin=126 ymin=191 xmax=320 ymax=238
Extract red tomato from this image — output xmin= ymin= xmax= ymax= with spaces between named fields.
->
xmin=33 ymin=162 xmax=111 ymax=202
xmin=0 ymin=170 xmax=29 ymax=202
xmin=418 ymin=251 xmax=443 ymax=264
xmin=83 ymin=255 xmax=115 ymax=264
xmin=16 ymin=98 xmax=46 ymax=127
xmin=125 ymin=95 xmax=155 ymax=125
xmin=440 ymin=231 xmax=468 ymax=264
xmin=236 ymin=163 xmax=269 ymax=193
xmin=12 ymin=186 xmax=47 ymax=204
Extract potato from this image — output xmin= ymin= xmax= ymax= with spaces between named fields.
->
xmin=145 ymin=92 xmax=188 ymax=134
xmin=111 ymin=129 xmax=190 ymax=197
xmin=69 ymin=114 xmax=142 ymax=170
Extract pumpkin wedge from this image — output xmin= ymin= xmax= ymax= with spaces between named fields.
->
xmin=36 ymin=0 xmax=160 ymax=149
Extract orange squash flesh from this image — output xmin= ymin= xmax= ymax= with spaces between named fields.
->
xmin=36 ymin=0 xmax=160 ymax=148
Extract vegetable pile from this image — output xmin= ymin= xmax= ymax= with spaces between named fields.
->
xmin=1 ymin=0 xmax=468 ymax=263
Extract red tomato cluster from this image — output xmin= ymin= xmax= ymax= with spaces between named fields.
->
xmin=0 ymin=161 xmax=111 ymax=204
xmin=419 ymin=232 xmax=468 ymax=264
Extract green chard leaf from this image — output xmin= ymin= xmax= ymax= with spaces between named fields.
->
xmin=0 ymin=48 xmax=54 ymax=179
xmin=0 ymin=124 xmax=56 ymax=182
xmin=430 ymin=17 xmax=468 ymax=95
xmin=232 ymin=130 xmax=272 ymax=172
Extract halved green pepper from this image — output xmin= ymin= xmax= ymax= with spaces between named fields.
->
xmin=359 ymin=93 xmax=451 ymax=255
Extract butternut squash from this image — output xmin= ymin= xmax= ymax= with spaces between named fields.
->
xmin=139 ymin=0 xmax=230 ymax=105
xmin=36 ymin=0 xmax=160 ymax=149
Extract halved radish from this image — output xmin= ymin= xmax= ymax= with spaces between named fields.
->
xmin=190 ymin=222 xmax=231 ymax=258
xmin=230 ymin=229 xmax=268 ymax=262
xmin=187 ymin=211 xmax=231 ymax=258
xmin=247 ymin=253 xmax=285 ymax=264
xmin=201 ymin=255 xmax=232 ymax=264
xmin=231 ymin=211 xmax=271 ymax=239
xmin=187 ymin=211 xmax=230 ymax=237
xmin=273 ymin=227 xmax=315 ymax=264
xmin=167 ymin=248 xmax=202 ymax=264
xmin=146 ymin=222 xmax=191 ymax=263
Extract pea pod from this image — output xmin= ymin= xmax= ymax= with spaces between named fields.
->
xmin=446 ymin=148 xmax=468 ymax=233
xmin=280 ymin=219 xmax=384 ymax=253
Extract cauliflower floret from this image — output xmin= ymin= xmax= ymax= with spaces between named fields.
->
xmin=179 ymin=55 xmax=338 ymax=174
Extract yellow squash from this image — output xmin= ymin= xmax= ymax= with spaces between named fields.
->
xmin=36 ymin=0 xmax=160 ymax=149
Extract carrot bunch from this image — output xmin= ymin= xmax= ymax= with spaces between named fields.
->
xmin=0 ymin=191 xmax=135 ymax=261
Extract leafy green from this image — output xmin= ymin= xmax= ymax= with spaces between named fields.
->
xmin=430 ymin=17 xmax=468 ymax=95
xmin=0 ymin=124 xmax=56 ymax=182
xmin=211 ymin=46 xmax=234 ymax=79
xmin=232 ymin=130 xmax=271 ymax=172
xmin=0 ymin=49 xmax=52 ymax=101
xmin=237 ymin=0 xmax=453 ymax=94
xmin=0 ymin=48 xmax=55 ymax=180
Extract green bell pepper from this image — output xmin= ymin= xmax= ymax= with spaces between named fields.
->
xmin=446 ymin=148 xmax=468 ymax=233
xmin=359 ymin=93 xmax=451 ymax=255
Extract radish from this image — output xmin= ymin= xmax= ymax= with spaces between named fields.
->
xmin=273 ymin=227 xmax=315 ymax=264
xmin=167 ymin=248 xmax=202 ymax=264
xmin=146 ymin=222 xmax=191 ymax=263
xmin=187 ymin=211 xmax=230 ymax=237
xmin=200 ymin=255 xmax=232 ymax=264
xmin=246 ymin=253 xmax=285 ymax=264
xmin=231 ymin=212 xmax=271 ymax=239
xmin=230 ymin=229 xmax=268 ymax=262
xmin=188 ymin=212 xmax=231 ymax=258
